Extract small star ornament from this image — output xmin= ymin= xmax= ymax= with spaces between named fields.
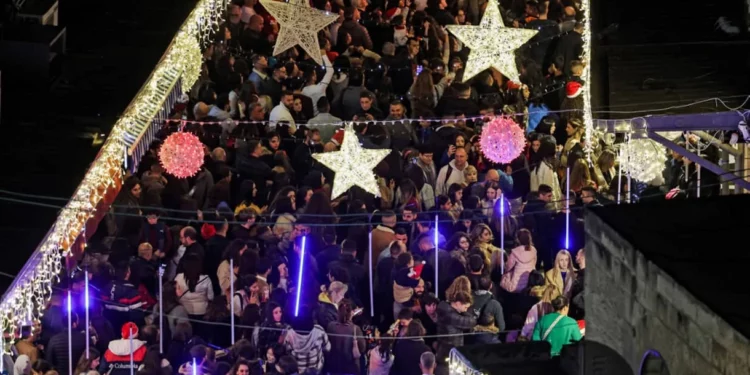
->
xmin=259 ymin=0 xmax=338 ymax=65
xmin=312 ymin=123 xmax=390 ymax=199
xmin=446 ymin=0 xmax=538 ymax=82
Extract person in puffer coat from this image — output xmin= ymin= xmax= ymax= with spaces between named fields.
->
xmin=99 ymin=322 xmax=147 ymax=375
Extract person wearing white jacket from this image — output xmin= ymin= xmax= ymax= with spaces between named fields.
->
xmin=530 ymin=159 xmax=562 ymax=211
xmin=175 ymin=256 xmax=214 ymax=318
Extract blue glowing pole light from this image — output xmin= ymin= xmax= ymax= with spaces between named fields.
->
xmin=294 ymin=235 xmax=307 ymax=317
xmin=434 ymin=215 xmax=438 ymax=297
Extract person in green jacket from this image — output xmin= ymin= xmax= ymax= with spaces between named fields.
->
xmin=532 ymin=296 xmax=582 ymax=356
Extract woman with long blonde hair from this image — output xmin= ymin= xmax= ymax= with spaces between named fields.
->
xmin=520 ymin=284 xmax=558 ymax=339
xmin=545 ymin=249 xmax=577 ymax=298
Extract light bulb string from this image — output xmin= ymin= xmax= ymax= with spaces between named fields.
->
xmin=167 ymin=94 xmax=750 ymax=127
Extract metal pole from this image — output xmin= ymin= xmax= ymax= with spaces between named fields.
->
xmin=434 ymin=214 xmax=438 ymax=297
xmin=626 ymin=134 xmax=632 ymax=204
xmin=565 ymin=167 xmax=570 ymax=249
xmin=85 ymin=268 xmax=90 ymax=358
xmin=230 ymin=258 xmax=235 ymax=344
xmin=368 ymin=231 xmax=374 ymax=317
xmin=158 ymin=265 xmax=164 ymax=354
xmin=697 ymin=164 xmax=701 ymax=198
xmin=67 ymin=290 xmax=73 ymax=375
xmin=129 ymin=327 xmax=134 ymax=375
xmin=499 ymin=194 xmax=505 ymax=275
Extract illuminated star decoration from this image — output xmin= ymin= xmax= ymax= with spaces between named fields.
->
xmin=312 ymin=123 xmax=390 ymax=199
xmin=259 ymin=0 xmax=338 ymax=65
xmin=446 ymin=0 xmax=537 ymax=82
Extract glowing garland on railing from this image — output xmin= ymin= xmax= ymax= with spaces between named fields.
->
xmin=581 ymin=0 xmax=594 ymax=162
xmin=0 ymin=0 xmax=226 ymax=345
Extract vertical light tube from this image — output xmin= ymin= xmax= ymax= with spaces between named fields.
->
xmin=230 ymin=258 xmax=235 ymax=344
xmin=499 ymin=194 xmax=505 ymax=275
xmin=434 ymin=214 xmax=439 ymax=297
xmin=158 ymin=265 xmax=164 ymax=354
xmin=294 ymin=236 xmax=307 ymax=317
xmin=368 ymin=231 xmax=374 ymax=317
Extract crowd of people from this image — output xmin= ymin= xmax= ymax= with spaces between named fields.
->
xmin=3 ymin=0 xmax=722 ymax=374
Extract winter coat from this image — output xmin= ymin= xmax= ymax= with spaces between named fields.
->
xmin=435 ymin=159 xmax=467 ymax=196
xmin=471 ymin=290 xmax=505 ymax=332
xmin=324 ymin=322 xmax=365 ymax=374
xmin=531 ymin=312 xmax=582 ymax=356
xmin=101 ymin=279 xmax=144 ymax=328
xmin=436 ymin=301 xmax=476 ymax=360
xmin=530 ymin=161 xmax=562 ymax=211
xmin=544 ymin=268 xmax=575 ymax=299
xmin=370 ymin=225 xmax=396 ymax=268
xmin=99 ymin=338 xmax=148 ymax=375
xmin=283 ymin=326 xmax=330 ymax=373
xmin=315 ymin=293 xmax=339 ymax=329
xmin=337 ymin=20 xmax=373 ymax=50
xmin=46 ymin=330 xmax=89 ymax=375
xmin=175 ymin=273 xmax=214 ymax=315
xmin=500 ymin=246 xmax=538 ymax=293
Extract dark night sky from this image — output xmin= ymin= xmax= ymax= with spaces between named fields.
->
xmin=0 ymin=0 xmax=197 ymax=294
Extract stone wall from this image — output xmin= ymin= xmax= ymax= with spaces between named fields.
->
xmin=583 ymin=214 xmax=750 ymax=375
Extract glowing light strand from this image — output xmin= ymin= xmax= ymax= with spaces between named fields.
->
xmin=0 ymin=0 xmax=225 ymax=336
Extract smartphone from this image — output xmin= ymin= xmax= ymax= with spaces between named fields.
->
xmin=416 ymin=65 xmax=424 ymax=76
xmin=353 ymin=307 xmax=364 ymax=316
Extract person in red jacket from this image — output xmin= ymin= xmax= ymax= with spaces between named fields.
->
xmin=99 ymin=322 xmax=147 ymax=375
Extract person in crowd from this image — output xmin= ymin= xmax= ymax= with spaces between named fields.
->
xmin=390 ymin=320 xmax=431 ymax=375
xmin=470 ymin=276 xmax=505 ymax=344
xmin=323 ymin=299 xmax=366 ymax=374
xmin=500 ymin=229 xmax=538 ymax=293
xmin=175 ymin=255 xmax=215 ymax=325
xmin=283 ymin=305 xmax=330 ymax=374
xmin=46 ymin=313 xmax=88 ymax=375
xmin=99 ymin=323 xmax=146 ymax=375
xmin=545 ymin=249 xmax=577 ymax=299
xmin=532 ymin=296 xmax=582 ymax=356
xmin=570 ymin=249 xmax=586 ymax=319
xmin=435 ymin=291 xmax=476 ymax=374
xmin=420 ymin=352 xmax=437 ymax=375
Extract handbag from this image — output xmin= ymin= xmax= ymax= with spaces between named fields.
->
xmin=352 ymin=325 xmax=361 ymax=359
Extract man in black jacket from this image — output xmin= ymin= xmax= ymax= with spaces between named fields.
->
xmin=46 ymin=312 xmax=89 ymax=375
xmin=236 ymin=140 xmax=273 ymax=205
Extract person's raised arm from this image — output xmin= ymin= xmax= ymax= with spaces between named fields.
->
xmin=320 ymin=54 xmax=334 ymax=87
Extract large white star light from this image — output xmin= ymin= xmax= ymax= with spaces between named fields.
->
xmin=312 ymin=123 xmax=390 ymax=199
xmin=259 ymin=0 xmax=338 ymax=65
xmin=446 ymin=0 xmax=538 ymax=82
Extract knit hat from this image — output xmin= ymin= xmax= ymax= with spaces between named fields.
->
xmin=331 ymin=128 xmax=345 ymax=146
xmin=565 ymin=81 xmax=583 ymax=98
xmin=121 ymin=322 xmax=139 ymax=339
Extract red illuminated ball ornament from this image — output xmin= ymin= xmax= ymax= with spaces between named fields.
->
xmin=479 ymin=116 xmax=526 ymax=164
xmin=159 ymin=132 xmax=204 ymax=178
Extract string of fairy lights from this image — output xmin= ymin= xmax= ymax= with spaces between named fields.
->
xmin=0 ymin=0 xmax=229 ymax=349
